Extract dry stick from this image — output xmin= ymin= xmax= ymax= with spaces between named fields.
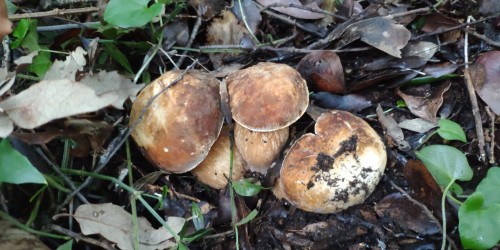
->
xmin=49 ymin=224 xmax=115 ymax=250
xmin=412 ymin=12 xmax=500 ymax=40
xmin=55 ymin=61 xmax=198 ymax=213
xmin=485 ymin=107 xmax=496 ymax=164
xmin=464 ymin=17 xmax=487 ymax=162
xmin=175 ymin=11 xmax=202 ymax=67
xmin=258 ymin=2 xmax=347 ymax=21
xmin=9 ymin=7 xmax=99 ymax=20
xmin=35 ymin=148 xmax=90 ymax=205
xmin=465 ymin=29 xmax=500 ymax=48
xmin=389 ymin=181 xmax=459 ymax=250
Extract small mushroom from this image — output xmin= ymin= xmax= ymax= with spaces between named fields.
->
xmin=279 ymin=110 xmax=387 ymax=214
xmin=234 ymin=123 xmax=289 ymax=174
xmin=191 ymin=127 xmax=246 ymax=189
xmin=296 ymin=50 xmax=345 ymax=94
xmin=226 ymin=62 xmax=308 ymax=173
xmin=129 ymin=70 xmax=224 ymax=173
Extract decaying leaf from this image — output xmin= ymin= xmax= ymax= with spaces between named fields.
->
xmin=43 ymin=47 xmax=87 ymax=81
xmin=420 ymin=13 xmax=460 ymax=43
xmin=398 ymin=118 xmax=437 ymax=133
xmin=375 ymin=193 xmax=441 ymax=236
xmin=376 ymin=104 xmax=410 ymax=151
xmin=337 ymin=17 xmax=411 ymax=58
xmin=310 ymin=92 xmax=371 ymax=112
xmin=0 ymin=219 xmax=50 ymax=250
xmin=188 ymin=0 xmax=225 ymax=19
xmin=0 ymin=47 xmax=143 ymax=136
xmin=256 ymin=0 xmax=324 ymax=19
xmin=206 ymin=10 xmax=247 ymax=69
xmin=403 ymin=159 xmax=442 ymax=217
xmin=473 ymin=51 xmax=500 ymax=115
xmin=75 ymin=203 xmax=185 ymax=250
xmin=13 ymin=51 xmax=38 ymax=65
xmin=396 ymin=81 xmax=451 ymax=123
xmin=232 ymin=0 xmax=262 ymax=33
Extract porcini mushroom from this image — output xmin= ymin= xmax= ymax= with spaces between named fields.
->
xmin=129 ymin=70 xmax=224 ymax=173
xmin=279 ymin=110 xmax=386 ymax=214
xmin=226 ymin=62 xmax=309 ymax=173
xmin=191 ymin=127 xmax=246 ymax=189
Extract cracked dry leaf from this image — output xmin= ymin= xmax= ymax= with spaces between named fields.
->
xmin=396 ymin=81 xmax=451 ymax=123
xmin=44 ymin=47 xmax=87 ymax=81
xmin=337 ymin=17 xmax=411 ymax=58
xmin=376 ymin=104 xmax=410 ymax=151
xmin=75 ymin=203 xmax=185 ymax=250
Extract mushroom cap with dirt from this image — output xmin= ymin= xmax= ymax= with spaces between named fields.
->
xmin=226 ymin=62 xmax=309 ymax=132
xmin=129 ymin=70 xmax=224 ymax=173
xmin=191 ymin=127 xmax=246 ymax=189
xmin=279 ymin=110 xmax=387 ymax=214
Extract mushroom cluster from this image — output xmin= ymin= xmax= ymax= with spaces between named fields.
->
xmin=130 ymin=61 xmax=387 ymax=214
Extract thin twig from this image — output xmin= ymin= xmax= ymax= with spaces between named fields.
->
xmin=465 ymin=29 xmax=500 ymax=48
xmin=175 ymin=9 xmax=202 ymax=67
xmin=464 ymin=16 xmax=487 ymax=163
xmin=35 ymin=147 xmax=90 ymax=205
xmin=55 ymin=61 xmax=198 ymax=213
xmin=37 ymin=22 xmax=100 ymax=32
xmin=9 ymin=7 xmax=99 ymax=20
xmin=49 ymin=224 xmax=115 ymax=250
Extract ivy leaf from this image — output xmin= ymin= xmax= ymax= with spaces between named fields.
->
xmin=415 ymin=145 xmax=473 ymax=193
xmin=437 ymin=118 xmax=467 ymax=142
xmin=232 ymin=178 xmax=265 ymax=197
xmin=459 ymin=192 xmax=500 ymax=249
xmin=0 ymin=139 xmax=46 ymax=184
xmin=475 ymin=167 xmax=500 ymax=210
xmin=104 ymin=0 xmax=163 ymax=28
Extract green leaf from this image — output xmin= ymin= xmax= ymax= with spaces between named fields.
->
xmin=102 ymin=42 xmax=133 ymax=74
xmin=103 ymin=0 xmax=163 ymax=28
xmin=459 ymin=192 xmax=500 ymax=249
xmin=232 ymin=178 xmax=265 ymax=197
xmin=10 ymin=19 xmax=30 ymax=49
xmin=19 ymin=19 xmax=41 ymax=52
xmin=437 ymin=118 xmax=467 ymax=142
xmin=56 ymin=240 xmax=73 ymax=250
xmin=29 ymin=51 xmax=52 ymax=78
xmin=181 ymin=229 xmax=211 ymax=244
xmin=0 ymin=139 xmax=46 ymax=185
xmin=191 ymin=202 xmax=204 ymax=231
xmin=234 ymin=209 xmax=258 ymax=226
xmin=475 ymin=167 xmax=500 ymax=209
xmin=177 ymin=242 xmax=189 ymax=250
xmin=415 ymin=145 xmax=473 ymax=191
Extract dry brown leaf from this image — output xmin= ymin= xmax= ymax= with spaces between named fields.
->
xmin=75 ymin=203 xmax=185 ymax=250
xmin=80 ymin=70 xmax=143 ymax=109
xmin=0 ymin=219 xmax=50 ymax=250
xmin=396 ymin=81 xmax=451 ymax=123
xmin=44 ymin=47 xmax=87 ymax=81
xmin=376 ymin=104 xmax=410 ymax=151
xmin=473 ymin=51 xmax=500 ymax=115
xmin=256 ymin=0 xmax=324 ymax=19
xmin=0 ymin=79 xmax=114 ymax=129
xmin=337 ymin=17 xmax=411 ymax=58
xmin=206 ymin=10 xmax=247 ymax=68
xmin=232 ymin=0 xmax=262 ymax=33
xmin=398 ymin=118 xmax=437 ymax=133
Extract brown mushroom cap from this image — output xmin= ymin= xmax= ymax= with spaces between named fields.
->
xmin=129 ymin=70 xmax=224 ymax=173
xmin=279 ymin=110 xmax=387 ymax=214
xmin=191 ymin=127 xmax=246 ymax=189
xmin=234 ymin=123 xmax=289 ymax=174
xmin=226 ymin=62 xmax=309 ymax=132
xmin=296 ymin=50 xmax=345 ymax=94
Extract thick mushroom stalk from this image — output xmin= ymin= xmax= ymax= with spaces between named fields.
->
xmin=279 ymin=110 xmax=387 ymax=214
xmin=226 ymin=62 xmax=309 ymax=173
xmin=129 ymin=70 xmax=224 ymax=173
